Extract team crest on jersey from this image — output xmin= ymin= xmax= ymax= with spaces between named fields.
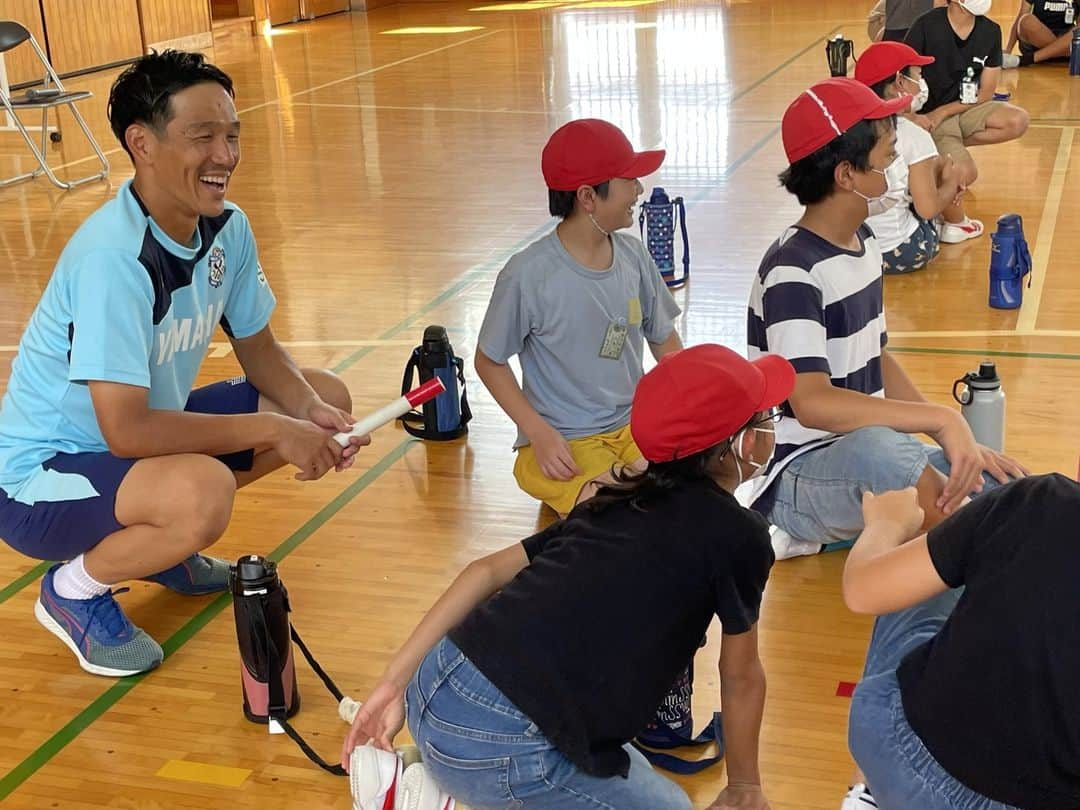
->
xmin=208 ymin=246 xmax=226 ymax=288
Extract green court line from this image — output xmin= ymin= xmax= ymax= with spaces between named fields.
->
xmin=890 ymin=346 xmax=1080 ymax=361
xmin=0 ymin=224 xmax=555 ymax=609
xmin=0 ymin=437 xmax=416 ymax=803
xmin=728 ymin=25 xmax=842 ymax=105
xmin=0 ymin=21 xmax=855 ymax=798
xmin=0 ymin=561 xmax=53 ymax=606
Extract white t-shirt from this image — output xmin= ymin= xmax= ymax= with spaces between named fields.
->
xmin=866 ymin=116 xmax=938 ymax=252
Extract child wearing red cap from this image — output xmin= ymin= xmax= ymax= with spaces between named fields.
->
xmin=749 ymin=75 xmax=1028 ymax=809
xmin=904 ymin=0 xmax=1029 ymax=242
xmin=746 ymin=77 xmax=1026 ymax=558
xmin=474 ymin=119 xmax=682 ymax=519
xmin=343 ymin=345 xmax=793 ymax=810
xmin=854 ymin=41 xmax=967 ymax=273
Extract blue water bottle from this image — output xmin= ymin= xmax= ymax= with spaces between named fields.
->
xmin=1070 ymin=28 xmax=1080 ymax=76
xmin=639 ymin=187 xmax=690 ymax=288
xmin=988 ymin=214 xmax=1032 ymax=309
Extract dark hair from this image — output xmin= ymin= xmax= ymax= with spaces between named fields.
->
xmin=548 ymin=181 xmax=610 ymax=218
xmin=108 ymin=50 xmax=235 ymax=157
xmin=778 ymin=116 xmax=894 ymax=206
xmin=869 ymin=65 xmax=913 ymax=100
xmin=869 ymin=76 xmax=893 ymax=99
xmin=583 ymin=443 xmax=726 ymax=514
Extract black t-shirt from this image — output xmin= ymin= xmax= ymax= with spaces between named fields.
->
xmin=905 ymin=8 xmax=1003 ymax=112
xmin=448 ymin=480 xmax=774 ymax=778
xmin=897 ymin=474 xmax=1080 ymax=809
xmin=1031 ymin=0 xmax=1079 ymax=34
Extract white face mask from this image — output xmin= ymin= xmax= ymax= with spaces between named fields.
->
xmin=959 ymin=0 xmax=991 ymax=15
xmin=853 ymin=168 xmax=901 ymax=218
xmin=904 ymin=76 xmax=929 ymax=112
xmin=732 ymin=426 xmax=775 ymax=485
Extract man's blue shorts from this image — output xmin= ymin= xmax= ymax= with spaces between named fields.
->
xmin=0 ymin=378 xmax=260 ymax=562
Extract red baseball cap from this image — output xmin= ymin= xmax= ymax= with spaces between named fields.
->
xmin=541 ymin=119 xmax=665 ymax=191
xmin=631 ymin=345 xmax=796 ymax=463
xmin=854 ymin=41 xmax=934 ymax=87
xmin=782 ymin=78 xmax=911 ymax=164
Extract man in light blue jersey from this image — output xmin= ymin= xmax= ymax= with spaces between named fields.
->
xmin=0 ymin=51 xmax=368 ymax=677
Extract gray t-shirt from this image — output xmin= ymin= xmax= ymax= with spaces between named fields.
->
xmin=886 ymin=0 xmax=933 ymax=30
xmin=478 ymin=230 xmax=681 ymax=447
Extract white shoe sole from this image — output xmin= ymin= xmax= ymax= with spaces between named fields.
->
xmin=400 ymin=763 xmax=455 ymax=810
xmin=939 ymin=223 xmax=984 ymax=244
xmin=350 ymin=745 xmax=403 ymax=810
xmin=34 ymin=598 xmax=150 ymax=678
xmin=770 ymin=528 xmax=823 ymax=561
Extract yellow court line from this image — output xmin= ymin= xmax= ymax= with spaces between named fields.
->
xmin=1016 ymin=126 xmax=1074 ymax=333
xmin=155 ymin=759 xmax=251 ymax=788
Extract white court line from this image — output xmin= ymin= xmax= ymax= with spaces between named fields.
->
xmin=0 ymin=338 xmax=421 ymax=355
xmin=291 ymin=101 xmax=552 ymax=115
xmin=240 ymin=29 xmax=502 ymax=113
xmin=35 ymin=30 xmax=504 ymax=174
xmin=1016 ymin=126 xmax=1074 ymax=333
xmin=891 ymin=329 xmax=1080 ymax=339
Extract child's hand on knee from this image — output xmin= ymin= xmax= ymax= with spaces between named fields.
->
xmin=530 ymin=425 xmax=582 ymax=481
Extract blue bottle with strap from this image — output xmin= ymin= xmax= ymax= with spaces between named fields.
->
xmin=639 ymin=187 xmax=690 ymax=288
xmin=988 ymin=214 xmax=1032 ymax=309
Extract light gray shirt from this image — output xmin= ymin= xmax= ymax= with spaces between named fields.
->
xmin=887 ymin=0 xmax=934 ymax=29
xmin=478 ymin=230 xmax=681 ymax=447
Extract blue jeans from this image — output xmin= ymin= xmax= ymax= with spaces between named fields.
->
xmin=766 ymin=426 xmax=1003 ymax=543
xmin=405 ymin=637 xmax=692 ymax=810
xmin=848 ymin=589 xmax=1020 ymax=809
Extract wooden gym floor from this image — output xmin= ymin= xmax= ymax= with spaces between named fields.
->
xmin=1 ymin=1 xmax=1078 ymax=807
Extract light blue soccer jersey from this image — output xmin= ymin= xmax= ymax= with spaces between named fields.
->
xmin=0 ymin=180 xmax=275 ymax=501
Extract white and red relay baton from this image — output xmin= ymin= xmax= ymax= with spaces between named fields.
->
xmin=333 ymin=377 xmax=445 ymax=448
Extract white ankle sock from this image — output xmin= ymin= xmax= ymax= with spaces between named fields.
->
xmin=53 ymin=555 xmax=111 ymax=600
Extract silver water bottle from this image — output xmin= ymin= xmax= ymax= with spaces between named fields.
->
xmin=952 ymin=361 xmax=1005 ymax=451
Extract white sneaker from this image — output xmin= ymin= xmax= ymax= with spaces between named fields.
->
xmin=840 ymin=783 xmax=878 ymax=809
xmin=771 ymin=526 xmax=823 ymax=561
xmin=350 ymin=745 xmax=403 ymax=810
xmin=940 ymin=217 xmax=985 ymax=244
xmin=350 ymin=745 xmax=457 ymax=810
xmin=400 ymin=762 xmax=456 ymax=810
xmin=1002 ymin=52 xmax=1020 ymax=69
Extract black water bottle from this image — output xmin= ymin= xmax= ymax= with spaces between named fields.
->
xmin=1070 ymin=28 xmax=1080 ymax=76
xmin=230 ymin=555 xmax=301 ymax=724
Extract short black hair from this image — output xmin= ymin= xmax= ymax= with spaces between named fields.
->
xmin=548 ymin=181 xmax=610 ymax=218
xmin=108 ymin=50 xmax=235 ymax=157
xmin=869 ymin=66 xmax=913 ymax=100
xmin=778 ymin=116 xmax=894 ymax=206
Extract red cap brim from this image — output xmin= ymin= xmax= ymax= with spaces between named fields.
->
xmin=619 ymin=149 xmax=666 ymax=180
xmin=751 ymin=354 xmax=796 ymax=411
xmin=867 ymin=93 xmax=913 ymax=119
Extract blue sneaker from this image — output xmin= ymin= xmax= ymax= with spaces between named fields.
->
xmin=141 ymin=553 xmax=230 ymax=595
xmin=35 ymin=565 xmax=163 ymax=677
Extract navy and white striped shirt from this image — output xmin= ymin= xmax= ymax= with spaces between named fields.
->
xmin=746 ymin=224 xmax=887 ymax=505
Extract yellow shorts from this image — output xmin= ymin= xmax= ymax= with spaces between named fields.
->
xmin=513 ymin=424 xmax=643 ymax=517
